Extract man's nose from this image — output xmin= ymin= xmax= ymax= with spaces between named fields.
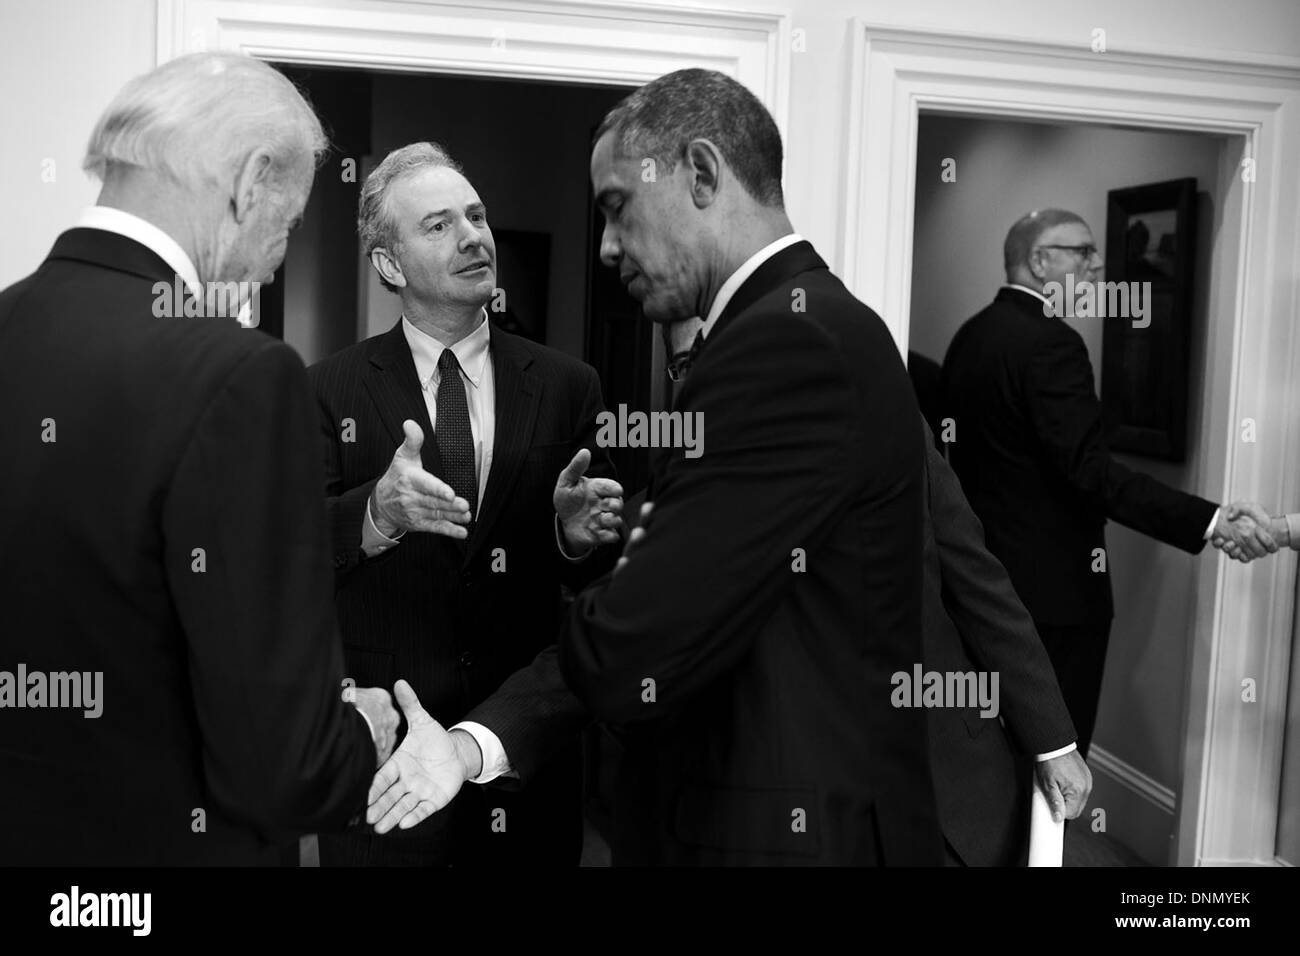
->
xmin=458 ymin=219 xmax=486 ymax=250
xmin=599 ymin=225 xmax=620 ymax=268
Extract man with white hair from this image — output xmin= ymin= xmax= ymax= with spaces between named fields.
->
xmin=0 ymin=52 xmax=400 ymax=865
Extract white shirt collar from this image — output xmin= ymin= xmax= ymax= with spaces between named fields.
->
xmin=1002 ymin=283 xmax=1055 ymax=315
xmin=402 ymin=309 xmax=492 ymax=390
xmin=700 ymin=232 xmax=803 ymax=340
xmin=75 ymin=206 xmax=201 ymax=296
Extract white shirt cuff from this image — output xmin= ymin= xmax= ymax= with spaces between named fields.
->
xmin=449 ymin=720 xmax=514 ymax=784
xmin=1035 ymin=742 xmax=1078 ymax=762
xmin=361 ymin=497 xmax=404 ymax=556
xmin=1202 ymin=507 xmax=1221 ymax=541
xmin=555 ymin=514 xmax=592 ymax=562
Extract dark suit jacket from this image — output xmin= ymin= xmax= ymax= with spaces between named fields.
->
xmin=942 ymin=286 xmax=1217 ymax=626
xmin=307 ymin=320 xmax=617 ymax=858
xmin=0 ymin=228 xmax=374 ymax=865
xmin=543 ymin=241 xmax=940 ymax=865
xmin=919 ymin=420 xmax=1076 ymax=865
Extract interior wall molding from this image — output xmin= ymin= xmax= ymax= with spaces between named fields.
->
xmin=841 ymin=19 xmax=1300 ymax=867
xmin=155 ymin=0 xmax=791 ymax=136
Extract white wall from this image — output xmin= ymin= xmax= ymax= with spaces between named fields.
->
xmin=0 ymin=0 xmax=156 ymax=286
xmin=8 ymin=0 xmax=1298 ymax=291
xmin=909 ymin=115 xmax=1227 ymax=861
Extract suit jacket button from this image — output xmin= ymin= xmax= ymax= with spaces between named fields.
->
xmin=333 ymin=555 xmax=346 ymax=569
xmin=459 ymin=652 xmax=473 ymax=667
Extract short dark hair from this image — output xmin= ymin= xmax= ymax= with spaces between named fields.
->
xmin=1003 ymin=208 xmax=1088 ymax=275
xmin=595 ymin=68 xmax=784 ymax=207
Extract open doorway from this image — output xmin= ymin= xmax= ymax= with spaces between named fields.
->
xmin=263 ymin=65 xmax=658 ymax=495
xmin=265 ymin=64 xmax=661 ymax=866
xmin=907 ymin=111 xmax=1237 ymax=865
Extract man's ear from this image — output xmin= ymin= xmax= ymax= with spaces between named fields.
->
xmin=371 ymin=247 xmax=407 ymax=289
xmin=231 ymin=147 xmax=276 ymax=225
xmin=684 ymin=139 xmax=722 ymax=209
xmin=1028 ymin=250 xmax=1048 ymax=282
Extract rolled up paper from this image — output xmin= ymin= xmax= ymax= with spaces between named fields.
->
xmin=1028 ymin=777 xmax=1064 ymax=867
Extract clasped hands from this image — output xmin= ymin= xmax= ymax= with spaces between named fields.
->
xmin=1211 ymin=501 xmax=1290 ymax=563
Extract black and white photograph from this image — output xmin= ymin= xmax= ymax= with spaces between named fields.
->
xmin=0 ymin=0 xmax=1297 ymax=941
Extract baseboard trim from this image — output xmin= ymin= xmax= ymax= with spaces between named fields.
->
xmin=1089 ymin=745 xmax=1177 ymax=815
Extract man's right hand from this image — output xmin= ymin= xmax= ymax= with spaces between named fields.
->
xmin=371 ymin=420 xmax=472 ymax=539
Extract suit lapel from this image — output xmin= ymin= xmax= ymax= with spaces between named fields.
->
xmin=363 ymin=320 xmax=444 ymax=480
xmin=466 ymin=324 xmax=540 ymax=566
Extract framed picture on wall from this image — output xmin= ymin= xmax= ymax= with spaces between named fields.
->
xmin=1099 ymin=177 xmax=1197 ymax=461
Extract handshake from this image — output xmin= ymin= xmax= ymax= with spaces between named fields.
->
xmin=344 ymin=679 xmax=479 ymax=834
xmin=1211 ymin=501 xmax=1294 ymax=563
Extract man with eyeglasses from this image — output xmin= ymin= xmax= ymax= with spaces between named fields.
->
xmin=941 ymin=208 xmax=1276 ymax=758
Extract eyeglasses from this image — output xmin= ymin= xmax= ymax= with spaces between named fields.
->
xmin=1037 ymin=244 xmax=1098 ymax=260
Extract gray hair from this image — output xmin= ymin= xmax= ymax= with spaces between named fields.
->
xmin=358 ymin=142 xmax=463 ymax=293
xmin=83 ymin=52 xmax=326 ymax=189
xmin=1003 ymin=208 xmax=1088 ymax=277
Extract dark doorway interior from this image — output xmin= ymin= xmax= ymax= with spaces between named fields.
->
xmin=270 ymin=65 xmax=656 ymax=494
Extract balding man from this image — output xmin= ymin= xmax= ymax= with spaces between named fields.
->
xmin=941 ymin=209 xmax=1276 ymax=756
xmin=0 ymin=53 xmax=397 ymax=865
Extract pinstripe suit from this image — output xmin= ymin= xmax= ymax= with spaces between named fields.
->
xmin=308 ymin=319 xmax=617 ymax=865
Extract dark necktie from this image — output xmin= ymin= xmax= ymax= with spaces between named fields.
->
xmin=666 ymin=329 xmax=706 ymax=382
xmin=435 ymin=349 xmax=477 ymax=521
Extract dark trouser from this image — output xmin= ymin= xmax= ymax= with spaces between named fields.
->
xmin=1034 ymin=618 xmax=1113 ymax=759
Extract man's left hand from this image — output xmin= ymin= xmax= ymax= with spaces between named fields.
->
xmin=554 ymin=448 xmax=624 ymax=553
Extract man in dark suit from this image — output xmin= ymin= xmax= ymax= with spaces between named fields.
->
xmin=311 ymin=142 xmax=622 ymax=867
xmin=368 ymin=70 xmax=941 ymax=866
xmin=942 ymin=208 xmax=1277 ymax=757
xmin=0 ymin=53 xmax=394 ymax=866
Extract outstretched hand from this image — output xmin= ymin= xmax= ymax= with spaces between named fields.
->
xmin=554 ymin=447 xmax=624 ymax=552
xmin=366 ymin=680 xmax=479 ymax=834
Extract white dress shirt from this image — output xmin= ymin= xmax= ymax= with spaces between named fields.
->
xmin=76 ymin=205 xmax=201 ymax=296
xmin=700 ymin=232 xmax=805 ymax=342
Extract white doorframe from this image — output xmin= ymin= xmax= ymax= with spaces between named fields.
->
xmin=155 ymin=0 xmax=790 ymax=135
xmin=841 ymin=21 xmax=1300 ymax=865
xmin=157 ymin=0 xmax=789 ymax=411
